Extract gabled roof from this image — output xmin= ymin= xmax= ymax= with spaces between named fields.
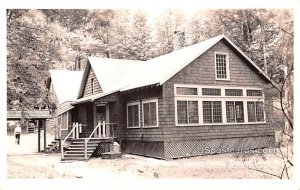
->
xmin=49 ymin=70 xmax=83 ymax=104
xmin=77 ymin=34 xmax=272 ymax=101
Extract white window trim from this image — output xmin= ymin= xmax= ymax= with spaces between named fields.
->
xmin=246 ymin=101 xmax=266 ymax=123
xmin=225 ymin=101 xmax=245 ymax=124
xmin=174 ymin=84 xmax=266 ymax=126
xmin=127 ymin=101 xmax=141 ymax=128
xmin=215 ymin=52 xmax=230 ymax=81
xmin=142 ymin=99 xmax=159 ymax=128
xmin=175 ymin=98 xmax=200 ymax=126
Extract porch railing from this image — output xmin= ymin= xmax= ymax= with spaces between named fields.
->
xmin=61 ymin=122 xmax=80 ymax=160
xmin=83 ymin=121 xmax=117 ymax=160
xmin=51 ymin=124 xmax=62 ymax=139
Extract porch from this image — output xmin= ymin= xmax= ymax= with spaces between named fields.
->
xmin=59 ymin=121 xmax=118 ymax=161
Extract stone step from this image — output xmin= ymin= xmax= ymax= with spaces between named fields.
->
xmin=61 ymin=157 xmax=86 ymax=161
xmin=64 ymin=153 xmax=92 ymax=157
xmin=65 ymin=150 xmax=94 ymax=154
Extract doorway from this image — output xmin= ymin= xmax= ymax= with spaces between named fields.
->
xmin=94 ymin=103 xmax=110 ymax=137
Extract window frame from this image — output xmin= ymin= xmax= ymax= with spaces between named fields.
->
xmin=142 ymin=99 xmax=159 ymax=128
xmin=247 ymin=101 xmax=265 ymax=123
xmin=215 ymin=52 xmax=230 ymax=81
xmin=174 ymin=84 xmax=266 ymax=126
xmin=127 ymin=101 xmax=141 ymax=128
xmin=175 ymin=99 xmax=200 ymax=126
xmin=225 ymin=101 xmax=245 ymax=123
xmin=202 ymin=101 xmax=223 ymax=124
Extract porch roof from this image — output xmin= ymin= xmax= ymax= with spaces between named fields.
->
xmin=74 ymin=90 xmax=120 ymax=104
xmin=55 ymin=101 xmax=74 ymax=116
xmin=7 ymin=110 xmax=52 ymax=119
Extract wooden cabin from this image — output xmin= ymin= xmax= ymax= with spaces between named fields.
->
xmin=46 ymin=70 xmax=83 ymax=139
xmin=49 ymin=34 xmax=275 ymax=159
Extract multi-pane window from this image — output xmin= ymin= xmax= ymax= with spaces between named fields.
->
xmin=247 ymin=101 xmax=264 ymax=122
xmin=174 ymin=84 xmax=266 ymax=126
xmin=247 ymin=90 xmax=263 ymax=97
xmin=203 ymin=101 xmax=222 ymax=123
xmin=202 ymin=88 xmax=221 ymax=96
xmin=225 ymin=89 xmax=243 ymax=96
xmin=177 ymin=100 xmax=199 ymax=124
xmin=226 ymin=101 xmax=244 ymax=123
xmin=176 ymin=87 xmax=198 ymax=95
xmin=143 ymin=101 xmax=158 ymax=127
xmin=127 ymin=103 xmax=140 ymax=128
xmin=215 ymin=53 xmax=228 ymax=79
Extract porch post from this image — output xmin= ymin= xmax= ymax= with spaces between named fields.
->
xmin=43 ymin=119 xmax=46 ymax=152
xmin=37 ymin=120 xmax=40 ymax=152
xmin=103 ymin=121 xmax=106 ymax=138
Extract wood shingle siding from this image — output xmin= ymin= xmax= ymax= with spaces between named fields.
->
xmin=83 ymin=67 xmax=102 ymax=97
xmin=161 ymin=39 xmax=273 ymax=142
xmin=115 ymin=87 xmax=165 ymax=141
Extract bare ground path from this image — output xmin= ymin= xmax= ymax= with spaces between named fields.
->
xmin=7 ymin=134 xmax=290 ymax=179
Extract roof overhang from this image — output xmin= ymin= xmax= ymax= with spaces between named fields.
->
xmin=73 ymin=90 xmax=120 ymax=105
xmin=7 ymin=110 xmax=52 ymax=119
xmin=55 ymin=104 xmax=75 ymax=116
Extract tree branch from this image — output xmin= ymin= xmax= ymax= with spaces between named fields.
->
xmin=280 ymin=68 xmax=294 ymax=130
xmin=280 ymin=28 xmax=294 ymax=37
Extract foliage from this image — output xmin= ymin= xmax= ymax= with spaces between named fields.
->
xmin=7 ymin=9 xmax=293 ymax=113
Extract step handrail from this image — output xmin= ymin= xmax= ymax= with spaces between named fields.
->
xmin=51 ymin=124 xmax=62 ymax=139
xmin=87 ymin=121 xmax=102 ymax=140
xmin=61 ymin=122 xmax=79 ymax=160
xmin=84 ymin=121 xmax=103 ymax=160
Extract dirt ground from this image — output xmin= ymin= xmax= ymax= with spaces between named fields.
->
xmin=7 ymin=133 xmax=292 ymax=179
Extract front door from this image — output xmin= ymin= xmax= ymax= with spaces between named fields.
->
xmin=94 ymin=103 xmax=110 ymax=137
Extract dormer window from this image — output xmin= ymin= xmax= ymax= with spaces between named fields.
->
xmin=215 ymin=53 xmax=229 ymax=80
xmin=91 ymin=78 xmax=95 ymax=94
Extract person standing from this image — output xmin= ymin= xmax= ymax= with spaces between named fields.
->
xmin=14 ymin=123 xmax=22 ymax=145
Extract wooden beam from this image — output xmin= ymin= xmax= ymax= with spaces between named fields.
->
xmin=43 ymin=119 xmax=46 ymax=152
xmin=37 ymin=120 xmax=40 ymax=152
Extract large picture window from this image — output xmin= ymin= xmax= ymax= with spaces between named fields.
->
xmin=143 ymin=100 xmax=158 ymax=127
xmin=215 ymin=53 xmax=229 ymax=80
xmin=174 ymin=84 xmax=266 ymax=126
xmin=226 ymin=101 xmax=244 ymax=123
xmin=177 ymin=100 xmax=199 ymax=124
xmin=127 ymin=102 xmax=140 ymax=128
xmin=247 ymin=101 xmax=264 ymax=122
xmin=202 ymin=101 xmax=222 ymax=123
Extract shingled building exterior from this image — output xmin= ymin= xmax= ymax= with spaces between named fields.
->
xmin=47 ymin=35 xmax=275 ymax=159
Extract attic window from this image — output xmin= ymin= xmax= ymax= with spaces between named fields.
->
xmin=215 ymin=53 xmax=229 ymax=80
xmin=91 ymin=78 xmax=95 ymax=94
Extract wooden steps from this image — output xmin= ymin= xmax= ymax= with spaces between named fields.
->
xmin=45 ymin=139 xmax=60 ymax=153
xmin=61 ymin=138 xmax=110 ymax=161
xmin=28 ymin=126 xmax=37 ymax=133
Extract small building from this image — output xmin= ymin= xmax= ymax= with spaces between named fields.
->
xmin=48 ymin=34 xmax=275 ymax=159
xmin=46 ymin=70 xmax=83 ymax=139
xmin=7 ymin=109 xmax=52 ymax=152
